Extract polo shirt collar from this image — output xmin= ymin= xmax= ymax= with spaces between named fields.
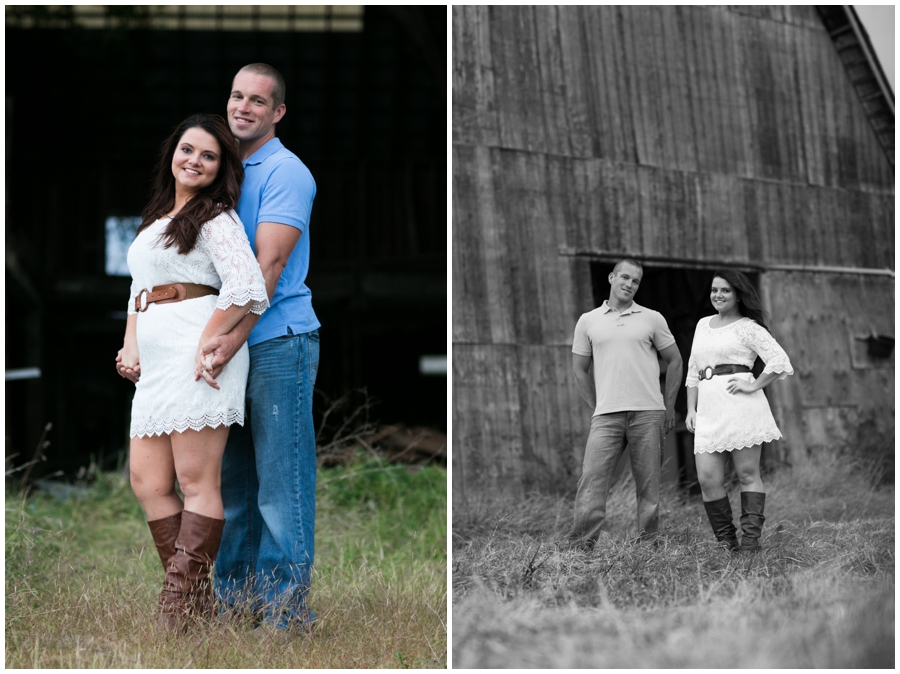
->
xmin=244 ymin=137 xmax=284 ymax=167
xmin=601 ymin=300 xmax=643 ymax=316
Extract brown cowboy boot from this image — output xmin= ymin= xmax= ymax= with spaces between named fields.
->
xmin=159 ymin=510 xmax=225 ymax=632
xmin=739 ymin=492 xmax=766 ymax=552
xmin=702 ymin=496 xmax=739 ymax=552
xmin=147 ymin=511 xmax=182 ymax=572
xmin=147 ymin=511 xmax=183 ymax=620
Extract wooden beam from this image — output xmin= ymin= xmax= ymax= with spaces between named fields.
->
xmin=557 ymin=248 xmax=895 ymax=277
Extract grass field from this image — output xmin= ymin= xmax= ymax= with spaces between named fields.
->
xmin=6 ymin=456 xmax=446 ymax=668
xmin=452 ymin=453 xmax=894 ymax=668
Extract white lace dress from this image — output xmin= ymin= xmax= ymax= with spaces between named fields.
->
xmin=127 ymin=211 xmax=268 ymax=438
xmin=686 ymin=316 xmax=793 ymax=454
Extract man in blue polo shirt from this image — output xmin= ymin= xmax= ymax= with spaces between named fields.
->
xmin=567 ymin=259 xmax=682 ymax=550
xmin=196 ymin=63 xmax=319 ymax=632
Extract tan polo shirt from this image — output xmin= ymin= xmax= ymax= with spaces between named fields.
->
xmin=572 ymin=300 xmax=675 ymax=417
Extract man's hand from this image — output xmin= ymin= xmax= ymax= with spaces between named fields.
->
xmin=194 ymin=346 xmax=221 ymax=390
xmin=195 ymin=331 xmax=243 ymax=383
xmin=115 ymin=348 xmax=141 ymax=384
xmin=665 ymin=406 xmax=676 ymax=434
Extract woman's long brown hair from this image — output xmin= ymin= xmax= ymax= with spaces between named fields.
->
xmin=137 ymin=114 xmax=243 ymax=254
xmin=711 ymin=269 xmax=770 ymax=331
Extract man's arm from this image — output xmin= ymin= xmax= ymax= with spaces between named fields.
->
xmin=658 ymin=343 xmax=683 ymax=434
xmin=200 ymin=222 xmax=302 ymax=379
xmin=572 ymin=353 xmax=596 ymax=411
xmin=255 ymin=222 xmax=302 ymax=298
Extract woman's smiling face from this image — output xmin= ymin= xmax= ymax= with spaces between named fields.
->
xmin=710 ymin=276 xmax=738 ymax=314
xmin=171 ymin=126 xmax=221 ymax=194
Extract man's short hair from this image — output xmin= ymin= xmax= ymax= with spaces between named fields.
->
xmin=237 ymin=63 xmax=286 ymax=109
xmin=612 ymin=258 xmax=643 ymax=275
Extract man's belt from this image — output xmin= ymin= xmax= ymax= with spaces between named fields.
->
xmin=134 ymin=283 xmax=219 ymax=313
xmin=698 ymin=364 xmax=751 ymax=381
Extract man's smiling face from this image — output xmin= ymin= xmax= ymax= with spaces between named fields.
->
xmin=226 ymin=71 xmax=285 ymax=150
xmin=608 ymin=262 xmax=643 ymax=305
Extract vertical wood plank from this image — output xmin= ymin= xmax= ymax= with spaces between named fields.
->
xmin=533 ymin=5 xmax=572 ymax=157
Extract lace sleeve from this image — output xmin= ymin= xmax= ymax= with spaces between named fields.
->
xmin=735 ymin=320 xmax=794 ymax=380
xmin=198 ymin=212 xmax=269 ymax=315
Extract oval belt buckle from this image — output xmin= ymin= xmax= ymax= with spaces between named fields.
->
xmin=137 ymin=288 xmax=150 ymax=312
xmin=703 ymin=366 xmax=714 ymax=380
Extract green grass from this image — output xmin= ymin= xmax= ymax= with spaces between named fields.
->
xmin=453 ymin=454 xmax=894 ymax=668
xmin=6 ymin=456 xmax=446 ymax=668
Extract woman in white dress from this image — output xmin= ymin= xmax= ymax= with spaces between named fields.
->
xmin=685 ymin=270 xmax=792 ymax=552
xmin=117 ymin=114 xmax=268 ymax=629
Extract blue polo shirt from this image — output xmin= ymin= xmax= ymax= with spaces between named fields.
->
xmin=238 ymin=137 xmax=320 ymax=346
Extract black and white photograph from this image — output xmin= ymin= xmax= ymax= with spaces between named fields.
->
xmin=451 ymin=5 xmax=894 ymax=668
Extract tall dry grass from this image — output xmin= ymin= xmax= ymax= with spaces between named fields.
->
xmin=452 ymin=452 xmax=894 ymax=668
xmin=6 ymin=456 xmax=446 ymax=668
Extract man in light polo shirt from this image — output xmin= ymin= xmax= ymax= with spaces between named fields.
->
xmin=567 ymin=259 xmax=682 ymax=549
xmin=196 ymin=63 xmax=320 ymax=632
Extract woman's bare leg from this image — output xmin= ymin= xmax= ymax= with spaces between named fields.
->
xmin=732 ymin=444 xmax=764 ymax=493
xmin=130 ymin=434 xmax=183 ymax=520
xmin=694 ymin=451 xmax=729 ymax=501
xmin=171 ymin=425 xmax=229 ymax=519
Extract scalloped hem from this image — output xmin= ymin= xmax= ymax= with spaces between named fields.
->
xmin=762 ymin=365 xmax=794 ymax=378
xmin=694 ymin=432 xmax=782 ymax=454
xmin=216 ymin=290 xmax=269 ymax=317
xmin=130 ymin=411 xmax=244 ymax=438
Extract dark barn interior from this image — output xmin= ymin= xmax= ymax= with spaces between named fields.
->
xmin=5 ymin=5 xmax=447 ymax=476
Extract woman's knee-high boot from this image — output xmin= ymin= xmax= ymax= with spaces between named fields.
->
xmin=739 ymin=492 xmax=766 ymax=552
xmin=147 ymin=511 xmax=183 ymax=617
xmin=702 ymin=496 xmax=739 ymax=552
xmin=147 ymin=511 xmax=182 ymax=572
xmin=158 ymin=510 xmax=225 ymax=631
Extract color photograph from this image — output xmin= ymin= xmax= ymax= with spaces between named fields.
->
xmin=6 ymin=5 xmax=446 ymax=668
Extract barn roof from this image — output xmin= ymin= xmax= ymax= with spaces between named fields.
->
xmin=816 ymin=5 xmax=895 ymax=167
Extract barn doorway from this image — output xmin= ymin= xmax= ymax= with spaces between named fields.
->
xmin=589 ymin=262 xmax=762 ymax=493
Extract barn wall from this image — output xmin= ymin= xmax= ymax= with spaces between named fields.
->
xmin=453 ymin=5 xmax=893 ymax=193
xmin=762 ymin=272 xmax=895 ymax=463
xmin=452 ymin=5 xmax=894 ymax=491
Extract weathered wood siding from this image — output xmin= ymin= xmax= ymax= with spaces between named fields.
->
xmin=452 ymin=5 xmax=894 ymax=491
xmin=763 ymin=272 xmax=895 ymax=459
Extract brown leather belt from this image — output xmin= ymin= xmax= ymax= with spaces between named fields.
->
xmin=134 ymin=283 xmax=219 ymax=313
xmin=698 ymin=364 xmax=751 ymax=381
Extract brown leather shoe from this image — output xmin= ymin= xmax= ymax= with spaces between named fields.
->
xmin=159 ymin=510 xmax=225 ymax=631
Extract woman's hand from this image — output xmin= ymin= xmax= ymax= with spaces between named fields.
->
xmin=685 ymin=408 xmax=697 ymax=433
xmin=118 ymin=339 xmax=142 ymax=384
xmin=115 ymin=348 xmax=141 ymax=383
xmin=726 ymin=376 xmax=756 ymax=395
xmin=194 ymin=345 xmax=221 ymax=391
xmin=117 ymin=314 xmax=141 ymax=384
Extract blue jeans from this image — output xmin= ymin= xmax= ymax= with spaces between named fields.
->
xmin=570 ymin=411 xmax=665 ymax=543
xmin=215 ymin=329 xmax=319 ymax=628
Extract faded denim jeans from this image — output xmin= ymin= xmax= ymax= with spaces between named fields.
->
xmin=570 ymin=410 xmax=665 ymax=544
xmin=215 ymin=329 xmax=319 ymax=629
